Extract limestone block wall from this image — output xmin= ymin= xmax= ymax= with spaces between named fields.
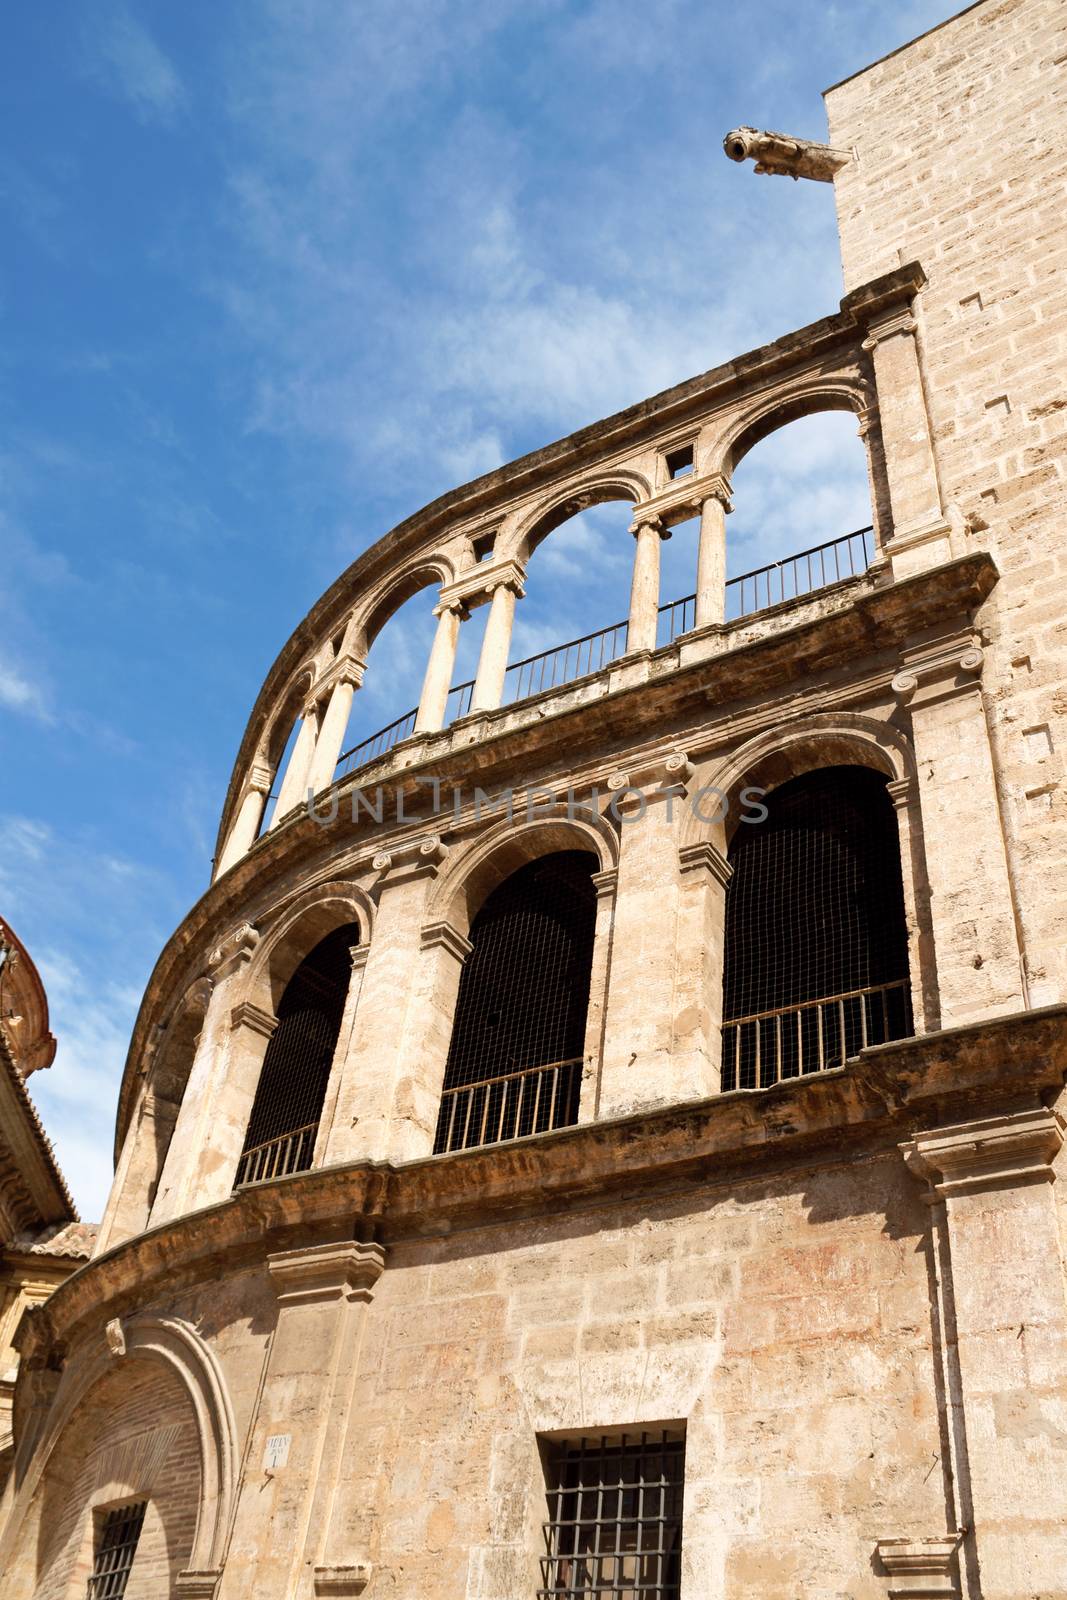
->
xmin=825 ymin=0 xmax=1067 ymax=1008
xmin=322 ymin=1160 xmax=942 ymax=1600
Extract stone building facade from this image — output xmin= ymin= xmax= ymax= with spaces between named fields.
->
xmin=0 ymin=919 xmax=95 ymax=1494
xmin=2 ymin=1 xmax=1066 ymax=1595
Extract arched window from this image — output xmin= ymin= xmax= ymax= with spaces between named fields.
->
xmin=721 ymin=766 xmax=911 ymax=1091
xmin=235 ymin=923 xmax=358 ymax=1185
xmin=434 ymin=851 xmax=597 ymax=1154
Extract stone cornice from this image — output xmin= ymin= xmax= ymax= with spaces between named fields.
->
xmin=35 ymin=1005 xmax=1067 ymax=1371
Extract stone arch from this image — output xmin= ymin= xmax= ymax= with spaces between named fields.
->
xmin=704 ymin=376 xmax=873 ymax=479
xmin=501 ymin=471 xmax=653 ymax=565
xmin=1 ymin=1314 xmax=237 ymax=1596
xmin=258 ymin=665 xmax=316 ymax=773
xmin=348 ymin=556 xmax=456 ymax=660
xmin=242 ymin=879 xmax=375 ymax=1014
xmin=683 ymin=711 xmax=914 ymax=854
xmin=427 ymin=805 xmax=619 ymax=940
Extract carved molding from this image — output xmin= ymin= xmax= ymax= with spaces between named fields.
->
xmin=419 ymin=921 xmax=474 ymax=964
xmin=373 ymin=834 xmax=449 ymax=880
xmin=628 ymin=509 xmax=669 ymax=539
xmin=862 ymin=308 xmax=919 ymax=350
xmin=875 ymin=1536 xmax=959 ymax=1597
xmin=208 ymin=923 xmax=260 ymax=980
xmin=607 ymin=750 xmax=693 ymax=800
xmin=901 ymin=1108 xmax=1063 ymax=1199
xmin=268 ymin=1239 xmax=387 ymax=1307
xmin=438 ymin=557 xmax=526 ymax=611
xmin=175 ymin=1572 xmax=224 ymax=1599
xmin=892 ymin=635 xmax=984 ymax=706
xmin=590 ymin=867 xmax=619 ymax=902
xmin=104 ymin=1318 xmax=126 ymax=1359
xmin=230 ymin=1001 xmax=278 ymax=1041
xmin=678 ymin=841 xmax=732 ymax=888
xmin=632 ymin=469 xmax=733 ymax=524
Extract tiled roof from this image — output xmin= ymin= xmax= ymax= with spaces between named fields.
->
xmin=12 ymin=1220 xmax=97 ymax=1259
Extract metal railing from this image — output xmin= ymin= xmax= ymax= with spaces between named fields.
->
xmin=333 ymin=526 xmax=874 ymax=783
xmin=434 ymin=1057 xmax=583 ymax=1154
xmin=503 ymin=620 xmax=630 ymax=703
xmin=721 ymin=977 xmax=912 ymax=1092
xmin=726 ymin=525 xmax=872 ymax=621
xmin=234 ymin=1121 xmax=318 ymax=1187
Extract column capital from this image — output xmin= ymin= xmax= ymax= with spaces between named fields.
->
xmin=901 ymin=1108 xmax=1063 ymax=1199
xmin=431 ymin=597 xmax=469 ymax=620
xmin=874 ymin=1536 xmax=959 ymax=1597
xmin=248 ymin=761 xmax=273 ymax=795
xmin=862 ymin=307 xmax=919 ymax=351
xmin=208 ymin=923 xmax=260 ymax=980
xmin=372 ymin=833 xmax=450 ymax=881
xmin=590 ymin=867 xmax=618 ymax=902
xmin=267 ymin=1238 xmax=386 ymax=1306
xmin=698 ymin=471 xmax=734 ymax=513
xmin=892 ymin=636 xmax=984 ymax=706
xmin=628 ymin=510 xmax=670 ymax=539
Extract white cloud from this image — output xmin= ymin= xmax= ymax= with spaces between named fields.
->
xmin=0 ymin=657 xmax=52 ymax=723
xmin=88 ymin=8 xmax=186 ymax=124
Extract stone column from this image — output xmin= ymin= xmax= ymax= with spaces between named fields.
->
xmin=626 ymin=512 xmax=669 ymax=655
xmin=902 ymin=1109 xmax=1067 ymax=1598
xmin=599 ymin=755 xmax=701 ymax=1117
xmin=95 ymin=1086 xmax=180 ymax=1252
xmin=470 ymin=576 xmax=523 ymax=713
xmin=887 ymin=777 xmax=938 ymax=1035
xmin=149 ymin=925 xmax=261 ymax=1225
xmin=271 ymin=709 xmax=321 ymax=829
xmin=694 ymin=475 xmax=732 ymax=627
xmin=305 ymin=659 xmax=365 ymax=798
xmin=862 ymin=306 xmax=952 ymax=576
xmin=893 ymin=639 xmax=1025 ymax=1025
xmin=324 ymin=838 xmax=458 ymax=1167
xmin=219 ymin=1239 xmax=386 ymax=1600
xmin=414 ymin=602 xmax=465 ymax=734
xmin=216 ymin=762 xmax=273 ymax=877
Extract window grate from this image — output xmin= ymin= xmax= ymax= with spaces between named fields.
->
xmin=433 ymin=852 xmax=596 ymax=1154
xmin=539 ymin=1431 xmax=685 ymax=1600
xmin=235 ymin=922 xmax=358 ymax=1187
xmin=721 ymin=765 xmax=911 ymax=1090
xmin=87 ymin=1502 xmax=147 ymax=1600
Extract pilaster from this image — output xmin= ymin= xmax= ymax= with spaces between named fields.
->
xmin=902 ymin=1109 xmax=1067 ymax=1598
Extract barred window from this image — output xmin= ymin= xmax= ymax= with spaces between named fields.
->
xmin=722 ymin=764 xmax=912 ymax=1089
xmin=539 ymin=1430 xmax=685 ymax=1600
xmin=434 ymin=852 xmax=597 ymax=1154
xmin=235 ymin=922 xmax=358 ymax=1186
xmin=87 ymin=1501 xmax=147 ymax=1599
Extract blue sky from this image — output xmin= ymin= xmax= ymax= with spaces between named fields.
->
xmin=0 ymin=0 xmax=954 ymax=1217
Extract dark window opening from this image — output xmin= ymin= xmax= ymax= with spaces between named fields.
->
xmin=721 ymin=765 xmax=912 ymax=1090
xmin=87 ymin=1501 xmax=147 ymax=1600
xmin=433 ymin=852 xmax=597 ymax=1154
xmin=664 ymin=445 xmax=694 ymax=480
xmin=235 ymin=922 xmax=358 ymax=1186
xmin=473 ymin=530 xmax=496 ymax=562
xmin=539 ymin=1429 xmax=685 ymax=1600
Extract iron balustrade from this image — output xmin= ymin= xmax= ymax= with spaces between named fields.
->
xmin=434 ymin=1057 xmax=583 ymax=1154
xmin=725 ymin=525 xmax=872 ymax=621
xmin=721 ymin=977 xmax=913 ymax=1092
xmin=503 ymin=619 xmax=630 ymax=702
xmin=335 ymin=706 xmax=417 ymax=780
xmin=234 ymin=1121 xmax=318 ymax=1187
xmin=333 ymin=527 xmax=874 ymax=784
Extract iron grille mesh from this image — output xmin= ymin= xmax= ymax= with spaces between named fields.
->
xmin=238 ymin=922 xmax=358 ymax=1168
xmin=539 ymin=1431 xmax=685 ymax=1599
xmin=721 ymin=765 xmax=911 ymax=1088
xmin=433 ymin=852 xmax=596 ymax=1152
xmin=87 ymin=1502 xmax=146 ymax=1599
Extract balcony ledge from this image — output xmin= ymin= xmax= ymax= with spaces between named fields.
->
xmin=31 ymin=999 xmax=1065 ymax=1379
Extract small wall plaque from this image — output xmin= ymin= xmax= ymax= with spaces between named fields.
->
xmin=263 ymin=1432 xmax=291 ymax=1470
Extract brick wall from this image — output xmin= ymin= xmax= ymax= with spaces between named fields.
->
xmin=826 ymin=0 xmax=1067 ymax=1007
xmin=12 ymin=1358 xmax=200 ymax=1600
